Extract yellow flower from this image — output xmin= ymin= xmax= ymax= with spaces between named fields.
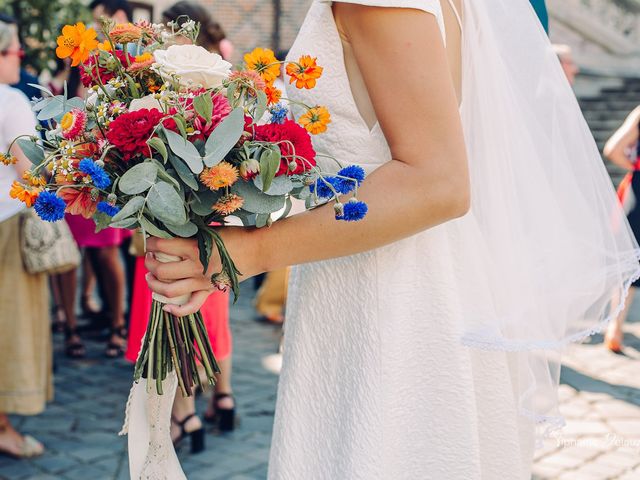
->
xmin=286 ymin=55 xmax=323 ymax=89
xmin=109 ymin=23 xmax=143 ymax=43
xmin=0 ymin=152 xmax=17 ymax=165
xmin=244 ymin=48 xmax=280 ymax=84
xmin=97 ymin=39 xmax=112 ymax=51
xmin=299 ymin=106 xmax=331 ymax=135
xmin=212 ymin=194 xmax=244 ymax=215
xmin=23 ymin=171 xmax=47 ymax=187
xmin=56 ymin=22 xmax=99 ymax=67
xmin=200 ymin=162 xmax=239 ymax=190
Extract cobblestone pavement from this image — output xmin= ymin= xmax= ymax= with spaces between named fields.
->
xmin=1 ymin=284 xmax=639 ymax=480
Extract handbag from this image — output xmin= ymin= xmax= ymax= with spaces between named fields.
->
xmin=20 ymin=209 xmax=81 ymax=275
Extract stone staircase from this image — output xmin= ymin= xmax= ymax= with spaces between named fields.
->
xmin=579 ymin=77 xmax=640 ymax=185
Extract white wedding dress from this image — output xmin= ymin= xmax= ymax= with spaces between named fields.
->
xmin=269 ymin=1 xmax=536 ymax=479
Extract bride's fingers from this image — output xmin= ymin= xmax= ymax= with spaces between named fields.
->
xmin=163 ymin=290 xmax=212 ymax=317
xmin=145 ymin=273 xmax=212 ymax=300
xmin=146 ymin=236 xmax=199 ymax=260
xmin=144 ymin=253 xmax=202 ymax=281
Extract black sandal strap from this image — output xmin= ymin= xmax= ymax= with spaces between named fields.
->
xmin=172 ymin=413 xmax=197 ymax=437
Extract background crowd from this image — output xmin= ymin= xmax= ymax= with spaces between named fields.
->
xmin=0 ymin=0 xmax=638 ymax=478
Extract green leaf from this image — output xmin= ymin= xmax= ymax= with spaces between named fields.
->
xmin=146 ymin=181 xmax=187 ymax=225
xmin=197 ymin=230 xmax=213 ymax=274
xmin=226 ymin=81 xmax=237 ymax=106
xmin=36 ymin=95 xmax=65 ymax=120
xmin=193 ymin=93 xmax=213 ymax=124
xmin=258 ymin=147 xmax=281 ymax=193
xmin=254 ymin=90 xmax=268 ymax=121
xmin=203 ymin=108 xmax=244 ymax=167
xmin=255 ymin=166 xmax=292 ymax=196
xmin=149 ymin=159 xmax=181 ymax=190
xmin=16 ymin=138 xmax=45 ymax=165
xmin=168 ymin=153 xmax=198 ymax=190
xmin=165 ymin=221 xmax=198 ymax=238
xmin=119 ymin=162 xmax=158 ymax=195
xmin=110 ymin=217 xmax=139 ymax=229
xmin=231 ymin=179 xmax=285 ymax=214
xmin=93 ymin=212 xmax=112 ymax=232
xmin=164 ymin=128 xmax=204 ymax=174
xmin=147 ymin=137 xmax=168 ymax=163
xmin=172 ymin=115 xmax=189 ymax=139
xmin=256 ymin=213 xmax=270 ymax=228
xmin=277 ymin=196 xmax=293 ymax=221
xmin=191 ymin=189 xmax=221 ymax=216
xmin=112 ymin=196 xmax=145 ymax=223
xmin=139 ymin=216 xmax=172 ymax=239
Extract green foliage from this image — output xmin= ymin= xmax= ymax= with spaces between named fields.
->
xmin=0 ymin=0 xmax=90 ymax=75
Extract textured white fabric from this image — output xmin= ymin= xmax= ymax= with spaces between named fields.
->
xmin=0 ymin=84 xmax=36 ymax=222
xmin=269 ymin=1 xmax=535 ymax=478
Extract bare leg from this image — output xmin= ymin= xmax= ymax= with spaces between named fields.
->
xmin=170 ymin=393 xmax=202 ymax=441
xmin=214 ymin=356 xmax=234 ymax=409
xmin=0 ymin=413 xmax=43 ymax=458
xmin=56 ymin=268 xmax=85 ymax=357
xmin=81 ymin=254 xmax=100 ymax=314
xmin=605 ymin=287 xmax=635 ymax=351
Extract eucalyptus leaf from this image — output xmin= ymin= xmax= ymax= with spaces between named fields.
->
xmin=168 ymin=153 xmax=198 ymax=190
xmin=165 ymin=221 xmax=198 ymax=238
xmin=110 ymin=217 xmax=139 ymax=229
xmin=93 ymin=212 xmax=112 ymax=232
xmin=119 ymin=162 xmax=158 ymax=195
xmin=193 ymin=93 xmax=213 ymax=124
xmin=36 ymin=96 xmax=64 ymax=121
xmin=203 ymin=108 xmax=244 ymax=167
xmin=164 ymin=128 xmax=204 ymax=174
xmin=146 ymin=181 xmax=187 ymax=225
xmin=172 ymin=115 xmax=188 ymax=139
xmin=226 ymin=82 xmax=237 ymax=106
xmin=16 ymin=139 xmax=44 ymax=165
xmin=139 ymin=216 xmax=172 ymax=239
xmin=258 ymin=147 xmax=280 ymax=193
xmin=112 ymin=196 xmax=145 ymax=223
xmin=256 ymin=213 xmax=270 ymax=228
xmin=254 ymin=90 xmax=268 ymax=121
xmin=64 ymin=97 xmax=85 ymax=112
xmin=191 ymin=189 xmax=221 ymax=216
xmin=147 ymin=137 xmax=168 ymax=162
xmin=231 ymin=179 xmax=285 ymax=214
xmin=27 ymin=83 xmax=54 ymax=98
xmin=149 ymin=159 xmax=181 ymax=190
xmin=254 ymin=171 xmax=292 ymax=196
xmin=278 ymin=196 xmax=293 ymax=221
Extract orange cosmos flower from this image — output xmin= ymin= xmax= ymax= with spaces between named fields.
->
xmin=264 ymin=84 xmax=282 ymax=105
xmin=56 ymin=22 xmax=99 ymax=67
xmin=97 ymin=39 xmax=112 ymax=51
xmin=286 ymin=55 xmax=323 ymax=89
xmin=244 ymin=48 xmax=281 ymax=84
xmin=299 ymin=106 xmax=331 ymax=135
xmin=58 ymin=186 xmax=97 ymax=218
xmin=109 ymin=23 xmax=143 ymax=43
xmin=9 ymin=181 xmax=42 ymax=207
xmin=200 ymin=162 xmax=239 ymax=191
xmin=212 ymin=194 xmax=244 ymax=215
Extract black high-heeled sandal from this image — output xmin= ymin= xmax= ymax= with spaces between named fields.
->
xmin=204 ymin=393 xmax=237 ymax=432
xmin=105 ymin=326 xmax=127 ymax=358
xmin=171 ymin=414 xmax=205 ymax=454
xmin=64 ymin=327 xmax=86 ymax=359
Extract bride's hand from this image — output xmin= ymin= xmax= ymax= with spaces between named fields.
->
xmin=144 ymin=227 xmax=260 ymax=316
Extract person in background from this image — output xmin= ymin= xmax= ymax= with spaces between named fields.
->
xmin=125 ymin=2 xmax=236 ymax=454
xmin=553 ymin=44 xmax=579 ymax=87
xmin=0 ymin=15 xmax=51 ymax=458
xmin=89 ymin=0 xmax=132 ymax=27
xmin=603 ymin=106 xmax=640 ymax=352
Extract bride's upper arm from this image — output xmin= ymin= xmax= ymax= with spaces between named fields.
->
xmin=333 ymin=3 xmax=467 ymax=183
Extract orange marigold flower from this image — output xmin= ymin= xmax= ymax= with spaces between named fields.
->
xmin=97 ymin=39 xmax=112 ymax=51
xmin=264 ymin=84 xmax=281 ymax=105
xmin=200 ymin=162 xmax=239 ymax=190
xmin=0 ymin=152 xmax=17 ymax=165
xmin=109 ymin=23 xmax=143 ymax=43
xmin=244 ymin=48 xmax=280 ymax=84
xmin=286 ymin=55 xmax=323 ymax=89
xmin=56 ymin=22 xmax=99 ymax=67
xmin=212 ymin=193 xmax=244 ymax=215
xmin=9 ymin=181 xmax=42 ymax=207
xmin=299 ymin=106 xmax=331 ymax=135
xmin=23 ymin=171 xmax=47 ymax=187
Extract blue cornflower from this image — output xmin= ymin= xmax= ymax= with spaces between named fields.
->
xmin=34 ymin=191 xmax=66 ymax=222
xmin=79 ymin=158 xmax=111 ymax=189
xmin=336 ymin=199 xmax=368 ymax=222
xmin=269 ymin=103 xmax=288 ymax=124
xmin=334 ymin=165 xmax=366 ymax=194
xmin=97 ymin=201 xmax=120 ymax=217
xmin=310 ymin=176 xmax=339 ymax=199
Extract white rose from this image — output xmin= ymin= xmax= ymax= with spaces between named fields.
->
xmin=129 ymin=94 xmax=162 ymax=112
xmin=153 ymin=45 xmax=231 ymax=90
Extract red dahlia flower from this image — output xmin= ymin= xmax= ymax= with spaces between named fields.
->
xmin=106 ymin=108 xmax=164 ymax=161
xmin=253 ymin=120 xmax=317 ymax=175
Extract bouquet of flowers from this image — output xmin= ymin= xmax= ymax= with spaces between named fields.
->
xmin=5 ymin=18 xmax=368 ymax=396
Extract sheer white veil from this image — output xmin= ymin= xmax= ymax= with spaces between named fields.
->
xmin=453 ymin=0 xmax=640 ymax=440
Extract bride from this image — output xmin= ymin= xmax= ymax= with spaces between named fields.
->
xmin=144 ymin=0 xmax=639 ymax=478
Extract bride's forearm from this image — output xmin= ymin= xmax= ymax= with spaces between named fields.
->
xmin=249 ymin=157 xmax=469 ymax=275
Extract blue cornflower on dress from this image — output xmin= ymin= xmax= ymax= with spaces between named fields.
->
xmin=269 ymin=103 xmax=289 ymax=124
xmin=336 ymin=199 xmax=368 ymax=222
xmin=334 ymin=165 xmax=366 ymax=194
xmin=310 ymin=176 xmax=339 ymax=199
xmin=34 ymin=191 xmax=66 ymax=222
xmin=97 ymin=201 xmax=120 ymax=217
xmin=79 ymin=158 xmax=111 ymax=189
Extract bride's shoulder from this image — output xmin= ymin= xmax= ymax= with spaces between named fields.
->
xmin=328 ymin=0 xmax=442 ymax=15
